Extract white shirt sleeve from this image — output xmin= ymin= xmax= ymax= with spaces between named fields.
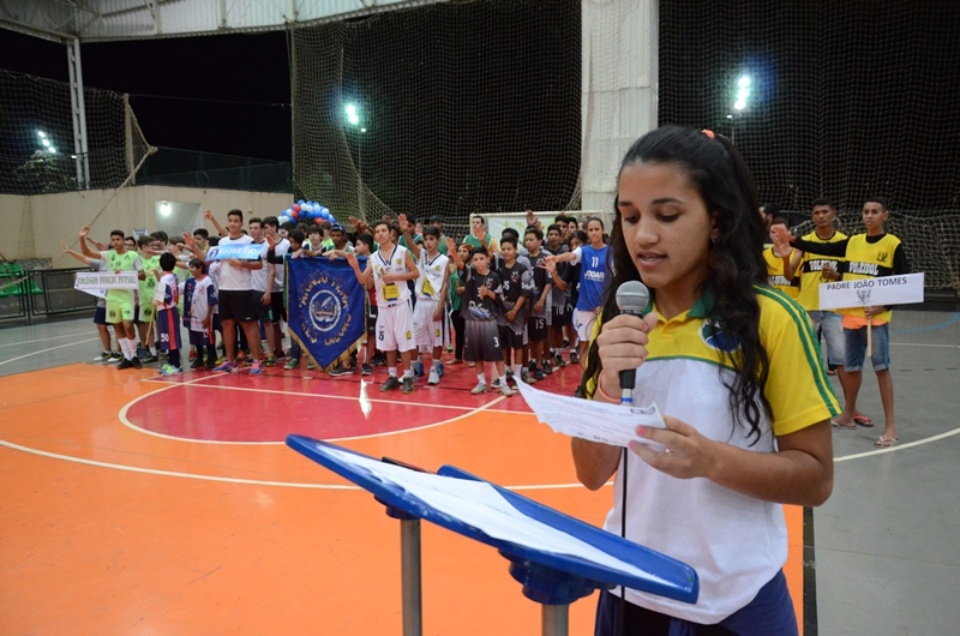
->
xmin=569 ymin=246 xmax=584 ymax=266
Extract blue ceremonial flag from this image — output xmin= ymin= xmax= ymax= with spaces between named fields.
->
xmin=286 ymin=257 xmax=367 ymax=370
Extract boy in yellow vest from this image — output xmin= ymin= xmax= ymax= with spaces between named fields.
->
xmin=783 ymin=197 xmax=908 ymax=447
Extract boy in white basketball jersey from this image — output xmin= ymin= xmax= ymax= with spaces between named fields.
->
xmin=346 ymin=221 xmax=420 ymax=394
xmin=400 ymin=214 xmax=450 ymax=386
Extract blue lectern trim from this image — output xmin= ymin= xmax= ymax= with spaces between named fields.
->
xmin=286 ymin=435 xmax=698 ymax=604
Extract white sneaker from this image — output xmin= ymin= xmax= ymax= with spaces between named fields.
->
xmin=470 ymin=382 xmax=488 ymax=395
xmin=427 ymin=367 xmax=441 ymax=385
xmin=500 ymin=383 xmax=516 ymax=397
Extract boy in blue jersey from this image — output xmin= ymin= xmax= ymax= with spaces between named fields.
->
xmin=545 ymin=217 xmax=609 ymax=365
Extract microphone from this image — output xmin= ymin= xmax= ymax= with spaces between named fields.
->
xmin=615 ymin=280 xmax=651 ymax=405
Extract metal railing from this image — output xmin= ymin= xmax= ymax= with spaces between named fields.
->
xmin=0 ymin=267 xmax=95 ymax=324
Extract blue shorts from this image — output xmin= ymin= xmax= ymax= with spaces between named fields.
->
xmin=595 ymin=570 xmax=797 ymax=636
xmin=809 ymin=310 xmax=845 ymax=368
xmin=156 ymin=307 xmax=182 ymax=352
xmin=93 ymin=306 xmax=107 ymax=325
xmin=844 ymin=323 xmax=890 ymax=372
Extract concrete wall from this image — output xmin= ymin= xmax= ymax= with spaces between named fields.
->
xmin=1 ymin=186 xmax=291 ymax=268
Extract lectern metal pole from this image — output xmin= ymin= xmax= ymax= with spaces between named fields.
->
xmin=400 ymin=518 xmax=423 ymax=636
xmin=541 ymin=604 xmax=569 ymax=636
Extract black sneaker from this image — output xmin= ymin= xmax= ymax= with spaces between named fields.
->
xmin=131 ymin=356 xmax=143 ymax=369
xmin=361 ymin=363 xmax=373 ymax=376
xmin=527 ymin=359 xmax=537 ymax=375
xmin=569 ymin=349 xmax=580 ymax=364
xmin=380 ymin=376 xmax=401 ymax=392
xmin=401 ymin=376 xmax=414 ymax=394
xmin=117 ymin=358 xmax=134 ymax=370
xmin=542 ymin=359 xmax=553 ymax=375
xmin=190 ymin=358 xmax=204 ymax=369
xmin=142 ymin=353 xmax=159 ymax=364
xmin=555 ymin=353 xmax=567 ymax=368
xmin=329 ymin=364 xmax=355 ymax=377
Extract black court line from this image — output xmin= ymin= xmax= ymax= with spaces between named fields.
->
xmin=803 ymin=506 xmax=818 ymax=636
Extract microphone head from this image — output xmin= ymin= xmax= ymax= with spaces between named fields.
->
xmin=616 ymin=280 xmax=650 ymax=315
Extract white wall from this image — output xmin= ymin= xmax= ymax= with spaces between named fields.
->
xmin=1 ymin=186 xmax=292 ymax=267
xmin=581 ymin=0 xmax=659 ymax=214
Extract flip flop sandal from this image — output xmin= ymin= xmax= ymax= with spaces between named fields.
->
xmin=854 ymin=414 xmax=874 ymax=427
xmin=874 ymin=437 xmax=900 ymax=448
xmin=831 ymin=420 xmax=857 ymax=429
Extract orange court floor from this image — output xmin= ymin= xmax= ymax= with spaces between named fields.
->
xmin=1 ymin=350 xmax=807 ymax=635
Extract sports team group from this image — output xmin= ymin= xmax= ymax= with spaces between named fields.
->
xmin=63 ymin=209 xmax=612 ymax=397
xmin=65 ymin=193 xmax=904 ymax=448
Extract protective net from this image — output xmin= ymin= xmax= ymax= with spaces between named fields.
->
xmin=0 ymin=69 xmax=152 ymax=196
xmin=290 ymin=0 xmax=582 ymax=241
xmin=659 ymin=0 xmax=960 ymax=290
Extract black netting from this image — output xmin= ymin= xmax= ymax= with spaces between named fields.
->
xmin=291 ymin=0 xmax=581 ymax=240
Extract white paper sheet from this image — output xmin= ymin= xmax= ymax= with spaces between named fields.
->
xmin=358 ymin=380 xmax=372 ymax=419
xmin=324 ymin=446 xmax=672 ymax=586
xmin=514 ymin=379 xmax=666 ymax=449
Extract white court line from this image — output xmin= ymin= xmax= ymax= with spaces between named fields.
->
xmin=890 ymin=342 xmax=960 ymax=349
xmin=148 ymin=379 xmax=493 ymax=411
xmin=834 ymin=426 xmax=960 ymax=462
xmin=0 ymin=337 xmax=100 ymax=367
xmin=0 ymin=331 xmax=95 ymax=348
xmin=10 ymin=364 xmax=955 ymax=490
xmin=4 ymin=423 xmax=958 ymax=491
xmin=0 ymin=436 xmax=591 ymax=491
xmin=118 ymin=375 xmax=517 ymax=445
xmin=0 ymin=438 xmax=359 ymax=489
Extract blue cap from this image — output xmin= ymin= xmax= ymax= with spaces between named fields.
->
xmin=330 ymin=223 xmax=344 ymax=232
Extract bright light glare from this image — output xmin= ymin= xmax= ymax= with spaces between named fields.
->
xmin=48 ymin=147 xmax=57 ymax=154
xmin=41 ymin=138 xmax=51 ymax=147
xmin=345 ymin=103 xmax=360 ymax=126
xmin=159 ymin=202 xmax=171 ymax=217
xmin=734 ymin=101 xmax=746 ymax=111
xmin=360 ymin=127 xmax=367 ymax=133
xmin=37 ymin=130 xmax=47 ymax=138
xmin=737 ymin=75 xmax=751 ymax=88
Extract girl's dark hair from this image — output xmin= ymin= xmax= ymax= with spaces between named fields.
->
xmin=581 ymin=125 xmax=770 ymax=444
xmin=585 ymin=216 xmax=605 ymax=231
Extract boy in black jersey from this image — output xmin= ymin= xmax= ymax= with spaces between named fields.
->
xmin=455 ymin=245 xmax=515 ymax=397
xmin=496 ymin=237 xmax=533 ymax=389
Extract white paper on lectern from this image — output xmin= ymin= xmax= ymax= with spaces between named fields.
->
xmin=324 ymin=446 xmax=670 ymax=586
xmin=514 ymin=379 xmax=666 ymax=448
